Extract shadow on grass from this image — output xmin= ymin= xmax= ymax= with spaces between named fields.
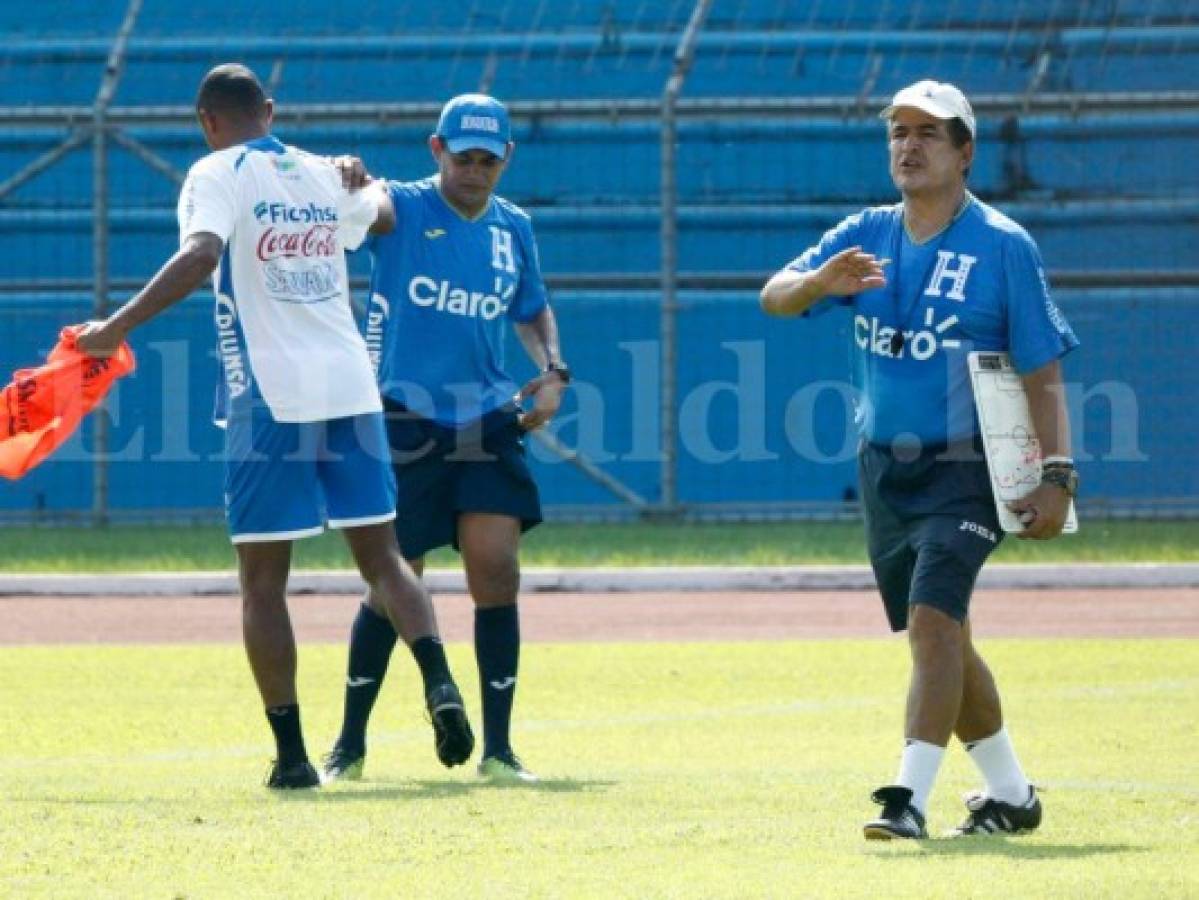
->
xmin=6 ymin=777 xmax=615 ymax=807
xmin=867 ymin=839 xmax=1144 ymax=859
xmin=274 ymin=776 xmax=617 ymax=803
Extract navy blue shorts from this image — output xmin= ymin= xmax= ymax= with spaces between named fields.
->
xmin=384 ymin=400 xmax=542 ymax=559
xmin=858 ymin=439 xmax=1003 ymax=632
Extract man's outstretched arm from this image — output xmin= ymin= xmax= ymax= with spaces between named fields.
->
xmin=77 ymin=232 xmax=224 ymax=355
xmin=760 ymin=247 xmax=887 ymax=317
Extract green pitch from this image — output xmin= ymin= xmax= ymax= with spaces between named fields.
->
xmin=3 ymin=519 xmax=1199 ymax=572
xmin=0 ymin=640 xmax=1195 ymax=897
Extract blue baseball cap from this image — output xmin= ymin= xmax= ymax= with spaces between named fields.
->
xmin=436 ymin=94 xmax=511 ymax=159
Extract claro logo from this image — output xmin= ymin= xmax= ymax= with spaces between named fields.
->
xmin=407 ymin=276 xmax=508 ymax=320
xmin=854 ymin=308 xmax=962 ymax=361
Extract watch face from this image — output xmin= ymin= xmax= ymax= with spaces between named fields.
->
xmin=1044 ymin=468 xmax=1078 ymax=497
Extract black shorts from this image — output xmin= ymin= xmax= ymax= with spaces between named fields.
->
xmin=858 ymin=439 xmax=1003 ymax=632
xmin=383 ymin=400 xmax=543 ymax=559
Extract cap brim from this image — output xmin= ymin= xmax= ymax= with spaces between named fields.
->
xmin=879 ymin=99 xmax=975 ymax=137
xmin=444 ymin=136 xmax=509 ymax=159
xmin=879 ymin=98 xmax=956 ymax=123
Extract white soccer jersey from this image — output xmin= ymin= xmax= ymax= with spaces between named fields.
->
xmin=178 ymin=135 xmax=383 ymax=423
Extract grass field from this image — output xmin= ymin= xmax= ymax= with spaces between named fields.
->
xmin=2 ymin=519 xmax=1198 ymax=572
xmin=1 ymin=639 xmax=1195 ymax=897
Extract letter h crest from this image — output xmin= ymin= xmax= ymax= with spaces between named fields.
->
xmin=489 ymin=226 xmax=517 ymax=275
xmin=924 ymin=251 xmax=977 ymax=302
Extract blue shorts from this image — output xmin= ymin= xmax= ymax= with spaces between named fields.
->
xmin=383 ymin=400 xmax=542 ymax=559
xmin=224 ymin=410 xmax=397 ymax=544
xmin=858 ymin=439 xmax=1003 ymax=631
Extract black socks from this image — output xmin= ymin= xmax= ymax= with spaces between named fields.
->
xmin=265 ymin=703 xmax=307 ymax=765
xmin=335 ymin=603 xmax=399 ymax=754
xmin=475 ymin=604 xmax=520 ymax=759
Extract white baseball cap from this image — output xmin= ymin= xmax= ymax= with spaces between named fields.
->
xmin=880 ymin=80 xmax=976 ymax=139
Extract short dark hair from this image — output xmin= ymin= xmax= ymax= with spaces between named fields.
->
xmin=947 ymin=117 xmax=973 ymax=179
xmin=195 ymin=64 xmax=267 ymax=120
xmin=946 ymin=117 xmax=973 ymax=149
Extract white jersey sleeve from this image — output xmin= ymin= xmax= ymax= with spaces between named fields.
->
xmin=336 ymin=181 xmax=385 ymax=252
xmin=178 ymin=154 xmax=237 ymax=246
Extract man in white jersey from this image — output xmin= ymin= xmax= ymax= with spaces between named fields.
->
xmin=76 ymin=64 xmax=474 ymax=790
xmin=321 ymin=95 xmax=567 ymax=785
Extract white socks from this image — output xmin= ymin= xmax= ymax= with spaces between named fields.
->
xmin=965 ymin=726 xmax=1033 ymax=805
xmin=892 ymin=728 xmax=1032 ymax=814
xmin=896 ymin=739 xmax=945 ymax=814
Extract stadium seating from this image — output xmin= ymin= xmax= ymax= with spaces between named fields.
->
xmin=1 ymin=0 xmax=1195 ymax=517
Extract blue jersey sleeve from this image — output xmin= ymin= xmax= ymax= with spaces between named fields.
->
xmin=785 ymin=211 xmax=867 ymax=316
xmin=507 ymin=216 xmax=549 ymax=324
xmin=364 ymin=180 xmax=411 ymax=256
xmin=1003 ymin=231 xmax=1079 ymax=373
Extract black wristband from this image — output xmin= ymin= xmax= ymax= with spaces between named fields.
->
xmin=544 ymin=362 xmax=571 ymax=384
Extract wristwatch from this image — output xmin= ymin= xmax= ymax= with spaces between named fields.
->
xmin=544 ymin=362 xmax=572 ymax=384
xmin=1041 ymin=463 xmax=1079 ymax=498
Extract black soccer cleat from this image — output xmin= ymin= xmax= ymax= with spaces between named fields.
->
xmin=863 ymin=785 xmax=928 ymax=840
xmin=265 ymin=759 xmax=321 ymax=790
xmin=426 ymin=681 xmax=475 ymax=768
xmin=949 ymin=787 xmax=1042 ymax=837
xmin=321 ymin=745 xmax=366 ymax=782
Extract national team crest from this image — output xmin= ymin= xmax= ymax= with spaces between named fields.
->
xmin=925 ymin=251 xmax=977 ymax=302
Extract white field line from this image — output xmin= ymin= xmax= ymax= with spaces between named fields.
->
xmin=2 ymin=679 xmax=1196 ymax=774
xmin=0 ymin=697 xmax=887 ymax=771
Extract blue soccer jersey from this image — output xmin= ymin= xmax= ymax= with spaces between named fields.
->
xmin=788 ymin=195 xmax=1079 ymax=446
xmin=364 ymin=177 xmax=549 ymax=426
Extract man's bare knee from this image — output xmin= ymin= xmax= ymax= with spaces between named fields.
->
xmin=908 ymin=604 xmax=965 ymax=661
xmin=240 ymin=572 xmax=287 ymax=609
xmin=466 ymin=552 xmax=519 ymax=607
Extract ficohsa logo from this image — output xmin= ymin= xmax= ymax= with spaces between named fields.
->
xmin=253 ymin=201 xmax=338 ymax=224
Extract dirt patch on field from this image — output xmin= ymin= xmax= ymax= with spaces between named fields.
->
xmin=0 ymin=588 xmax=1195 ymax=645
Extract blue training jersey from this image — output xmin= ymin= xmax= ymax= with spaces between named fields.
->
xmin=364 ymin=177 xmax=549 ymax=426
xmin=788 ymin=195 xmax=1079 ymax=446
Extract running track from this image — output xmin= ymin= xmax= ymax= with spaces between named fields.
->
xmin=0 ymin=588 xmax=1195 ymax=644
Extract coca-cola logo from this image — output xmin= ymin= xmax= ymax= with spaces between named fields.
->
xmin=256 ymin=224 xmax=338 ymax=261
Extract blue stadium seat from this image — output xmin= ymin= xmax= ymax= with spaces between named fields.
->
xmin=0 ymin=1 xmax=1195 ymax=516
xmin=0 ymin=3 xmax=122 ymax=37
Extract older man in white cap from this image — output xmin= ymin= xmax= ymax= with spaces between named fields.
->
xmin=762 ymin=81 xmax=1079 ymax=838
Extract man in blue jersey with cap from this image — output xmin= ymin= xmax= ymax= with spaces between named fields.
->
xmin=323 ymin=94 xmax=567 ymax=784
xmin=762 ymin=81 xmax=1079 ymax=839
